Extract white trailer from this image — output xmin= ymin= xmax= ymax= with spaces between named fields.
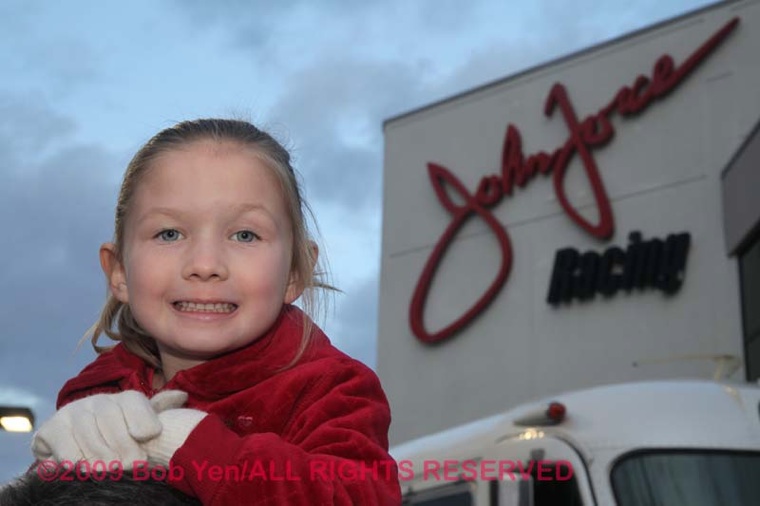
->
xmin=391 ymin=379 xmax=760 ymax=505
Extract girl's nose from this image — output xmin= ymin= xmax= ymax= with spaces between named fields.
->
xmin=181 ymin=240 xmax=229 ymax=281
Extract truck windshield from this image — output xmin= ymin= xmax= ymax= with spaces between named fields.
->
xmin=611 ymin=450 xmax=760 ymax=506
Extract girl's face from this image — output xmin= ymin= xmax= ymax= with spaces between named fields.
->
xmin=102 ymin=140 xmax=301 ymax=368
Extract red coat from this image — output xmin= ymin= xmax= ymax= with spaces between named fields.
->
xmin=57 ymin=305 xmax=401 ymax=505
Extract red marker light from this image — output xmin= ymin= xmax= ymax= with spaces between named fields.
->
xmin=547 ymin=402 xmax=566 ymax=422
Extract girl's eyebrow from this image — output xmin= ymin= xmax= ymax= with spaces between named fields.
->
xmin=135 ymin=207 xmax=183 ymax=226
xmin=230 ymin=203 xmax=271 ymax=217
xmin=136 ymin=203 xmax=274 ymax=225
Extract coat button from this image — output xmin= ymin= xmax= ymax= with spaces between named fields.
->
xmin=237 ymin=416 xmax=254 ymax=429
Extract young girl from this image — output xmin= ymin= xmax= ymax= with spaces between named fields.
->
xmin=31 ymin=119 xmax=401 ymax=505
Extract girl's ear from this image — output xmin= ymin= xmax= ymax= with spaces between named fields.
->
xmin=100 ymin=243 xmax=129 ymax=304
xmin=284 ymin=241 xmax=318 ymax=304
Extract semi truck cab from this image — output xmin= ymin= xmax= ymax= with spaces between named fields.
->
xmin=391 ymin=380 xmax=760 ymax=505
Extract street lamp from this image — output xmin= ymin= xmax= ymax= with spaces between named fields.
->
xmin=0 ymin=406 xmax=34 ymax=433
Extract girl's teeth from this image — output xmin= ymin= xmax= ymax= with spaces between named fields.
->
xmin=175 ymin=302 xmax=236 ymax=313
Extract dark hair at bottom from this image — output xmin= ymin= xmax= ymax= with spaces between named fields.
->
xmin=0 ymin=469 xmax=200 ymax=506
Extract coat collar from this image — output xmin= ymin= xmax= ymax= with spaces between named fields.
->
xmin=164 ymin=305 xmax=325 ymax=401
xmin=58 ymin=305 xmax=326 ymax=406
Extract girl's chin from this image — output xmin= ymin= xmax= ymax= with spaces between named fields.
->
xmin=157 ymin=341 xmax=248 ymax=364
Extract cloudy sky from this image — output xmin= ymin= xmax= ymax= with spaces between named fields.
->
xmin=0 ymin=0 xmax=715 ymax=481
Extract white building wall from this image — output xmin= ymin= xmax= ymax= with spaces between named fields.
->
xmin=379 ymin=0 xmax=760 ymax=445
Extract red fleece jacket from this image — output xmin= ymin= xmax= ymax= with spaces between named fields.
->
xmin=56 ymin=306 xmax=401 ymax=505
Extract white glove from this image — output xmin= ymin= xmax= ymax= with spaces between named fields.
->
xmin=32 ymin=390 xmax=188 ymax=469
xmin=141 ymin=408 xmax=208 ymax=467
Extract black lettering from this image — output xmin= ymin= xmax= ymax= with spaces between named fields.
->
xmin=547 ymin=248 xmax=580 ymax=304
xmin=623 ymin=231 xmax=647 ymax=290
xmin=643 ymin=237 xmax=664 ymax=288
xmin=597 ymin=246 xmax=625 ymax=296
xmin=575 ymin=251 xmax=600 ymax=300
xmin=659 ymin=232 xmax=691 ymax=293
xmin=549 ymin=230 xmax=690 ymax=305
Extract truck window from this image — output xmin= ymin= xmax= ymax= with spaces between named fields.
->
xmin=403 ymin=482 xmax=474 ymax=505
xmin=489 ymin=462 xmax=582 ymax=506
xmin=612 ymin=450 xmax=760 ymax=505
xmin=530 ymin=462 xmax=582 ymax=506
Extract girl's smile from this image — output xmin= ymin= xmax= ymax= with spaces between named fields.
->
xmin=173 ymin=300 xmax=238 ymax=314
xmin=172 ymin=300 xmax=238 ymax=320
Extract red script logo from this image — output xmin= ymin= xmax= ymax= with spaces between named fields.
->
xmin=410 ymin=18 xmax=739 ymax=344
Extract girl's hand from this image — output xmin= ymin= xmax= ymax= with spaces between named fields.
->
xmin=31 ymin=390 xmax=188 ymax=469
xmin=141 ymin=408 xmax=208 ymax=467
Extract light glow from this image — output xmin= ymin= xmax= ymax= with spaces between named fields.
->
xmin=0 ymin=416 xmax=33 ymax=433
xmin=519 ymin=429 xmax=545 ymax=440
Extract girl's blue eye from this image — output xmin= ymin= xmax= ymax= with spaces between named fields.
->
xmin=157 ymin=229 xmax=182 ymax=242
xmin=233 ymin=230 xmax=258 ymax=243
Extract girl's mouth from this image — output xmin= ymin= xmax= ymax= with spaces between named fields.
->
xmin=173 ymin=301 xmax=238 ymax=313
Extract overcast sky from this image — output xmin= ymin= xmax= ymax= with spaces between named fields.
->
xmin=0 ymin=0 xmax=715 ymax=481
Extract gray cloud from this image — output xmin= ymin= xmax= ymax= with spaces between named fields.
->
xmin=0 ymin=94 xmax=75 ymax=167
xmin=174 ymin=0 xmax=485 ymax=34
xmin=0 ymin=2 xmax=101 ymax=95
xmin=268 ymin=58 xmax=427 ymax=210
xmin=330 ymin=275 xmax=379 ymax=369
xmin=0 ymin=94 xmax=119 ymax=481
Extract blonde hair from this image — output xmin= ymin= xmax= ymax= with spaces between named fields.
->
xmin=90 ymin=119 xmax=330 ymax=369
